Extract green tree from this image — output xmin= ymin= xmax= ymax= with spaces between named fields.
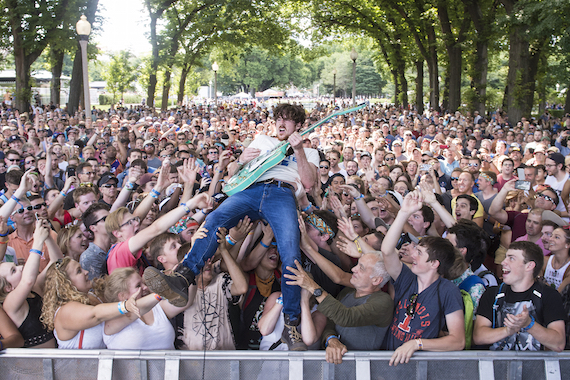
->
xmin=103 ymin=51 xmax=138 ymax=104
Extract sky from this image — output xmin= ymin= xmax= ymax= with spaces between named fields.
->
xmin=95 ymin=0 xmax=152 ymax=55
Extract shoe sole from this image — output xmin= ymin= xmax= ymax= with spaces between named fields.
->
xmin=143 ymin=267 xmax=188 ymax=307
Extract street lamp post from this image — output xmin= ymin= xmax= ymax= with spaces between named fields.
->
xmin=332 ymin=69 xmax=337 ymax=106
xmin=212 ymin=62 xmax=219 ymax=106
xmin=76 ymin=15 xmax=91 ymax=125
xmin=350 ymin=48 xmax=358 ymax=107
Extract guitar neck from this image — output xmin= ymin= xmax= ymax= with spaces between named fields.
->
xmin=300 ymin=103 xmax=367 ymax=137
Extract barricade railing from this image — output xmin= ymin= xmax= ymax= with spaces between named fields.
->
xmin=1 ymin=349 xmax=569 ymax=380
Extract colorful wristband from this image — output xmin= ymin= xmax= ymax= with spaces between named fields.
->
xmin=276 ymin=296 xmax=283 ymax=305
xmin=225 ymin=235 xmax=236 ymax=246
xmin=118 ymin=301 xmax=128 ymax=315
xmin=0 ymin=231 xmax=9 ymax=237
xmin=301 ymin=203 xmax=312 ymax=213
xmin=325 ymin=335 xmax=339 ymax=348
xmin=150 ymin=189 xmax=161 ymax=199
xmin=125 ymin=182 xmax=135 ymax=191
xmin=180 ymin=202 xmax=191 ymax=214
xmin=416 ymin=338 xmax=423 ymax=350
xmin=521 ymin=315 xmax=535 ymax=332
xmin=354 ymin=193 xmax=364 ymax=201
xmin=154 ymin=294 xmax=163 ymax=301
xmin=260 ymin=240 xmax=269 ymax=248
xmin=29 ymin=248 xmax=43 ymax=257
xmin=10 ymin=195 xmax=20 ymax=203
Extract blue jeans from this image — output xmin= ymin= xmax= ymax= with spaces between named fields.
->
xmin=182 ymin=182 xmax=301 ymax=319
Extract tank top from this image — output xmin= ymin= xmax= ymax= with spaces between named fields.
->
xmin=544 ymin=255 xmax=570 ymax=289
xmin=103 ymin=304 xmax=175 ymax=350
xmin=18 ymin=292 xmax=54 ymax=347
xmin=53 ymin=307 xmax=105 ymax=349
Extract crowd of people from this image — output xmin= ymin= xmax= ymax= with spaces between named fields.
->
xmin=0 ymin=100 xmax=568 ymax=365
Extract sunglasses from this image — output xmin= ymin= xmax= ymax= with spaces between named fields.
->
xmin=320 ymin=165 xmax=329 ymax=169
xmin=468 ymin=163 xmax=479 ymax=167
xmin=92 ymin=215 xmax=107 ymax=226
xmin=385 ymin=157 xmax=395 ymax=161
xmin=101 ymin=184 xmax=117 ymax=188
xmin=537 ymin=193 xmax=556 ymax=204
xmin=451 ymin=177 xmax=459 ymax=181
xmin=406 ymin=293 xmax=419 ymax=318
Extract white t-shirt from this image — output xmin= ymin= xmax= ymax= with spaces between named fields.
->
xmin=103 ymin=304 xmax=175 ymax=350
xmin=249 ymin=135 xmax=320 ymax=196
xmin=544 ymin=173 xmax=569 ymax=219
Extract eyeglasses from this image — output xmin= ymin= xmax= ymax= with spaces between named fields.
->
xmin=208 ymin=151 xmax=219 ymax=155
xmin=320 ymin=165 xmax=329 ymax=169
xmin=6 ymin=158 xmax=20 ymax=162
xmin=82 ymin=171 xmax=95 ymax=176
xmin=25 ymin=159 xmax=36 ymax=165
xmin=537 ymin=193 xmax=555 ymax=204
xmin=406 ymin=293 xmax=419 ymax=318
xmin=120 ymin=216 xmax=140 ymax=229
xmin=468 ymin=163 xmax=479 ymax=167
xmin=385 ymin=157 xmax=395 ymax=161
xmin=451 ymin=177 xmax=459 ymax=181
xmin=101 ymin=183 xmax=117 ymax=188
xmin=160 ymin=155 xmax=171 ymax=158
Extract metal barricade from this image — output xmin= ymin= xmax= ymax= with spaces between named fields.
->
xmin=0 ymin=349 xmax=569 ymax=380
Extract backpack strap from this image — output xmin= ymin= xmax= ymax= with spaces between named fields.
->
xmin=459 ymin=275 xmax=485 ymax=293
xmin=492 ymin=283 xmax=506 ymax=328
xmin=242 ymin=272 xmax=258 ymax=311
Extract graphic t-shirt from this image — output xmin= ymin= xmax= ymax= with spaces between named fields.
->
xmin=476 ymin=283 xmax=566 ymax=351
xmin=385 ymin=265 xmax=463 ymax=350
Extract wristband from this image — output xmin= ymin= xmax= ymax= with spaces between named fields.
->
xmin=29 ymin=248 xmax=43 ymax=257
xmin=416 ymin=339 xmax=423 ymax=350
xmin=352 ymin=236 xmax=360 ymax=243
xmin=0 ymin=240 xmax=7 ymax=245
xmin=150 ymin=189 xmax=160 ymax=199
xmin=260 ymin=240 xmax=269 ymax=248
xmin=117 ymin=301 xmax=128 ymax=315
xmin=355 ymin=239 xmax=363 ymax=254
xmin=154 ymin=294 xmax=163 ymax=301
xmin=217 ymin=169 xmax=224 ymax=174
xmin=301 ymin=203 xmax=312 ymax=213
xmin=60 ymin=191 xmax=67 ymax=198
xmin=325 ymin=335 xmax=339 ymax=348
xmin=276 ymin=296 xmax=283 ymax=305
xmin=225 ymin=235 xmax=236 ymax=246
xmin=200 ymin=208 xmax=210 ymax=215
xmin=521 ymin=315 xmax=535 ymax=332
xmin=0 ymin=230 xmax=9 ymax=237
xmin=180 ymin=202 xmax=191 ymax=214
xmin=125 ymin=182 xmax=135 ymax=191
xmin=10 ymin=195 xmax=20 ymax=203
xmin=354 ymin=193 xmax=364 ymax=201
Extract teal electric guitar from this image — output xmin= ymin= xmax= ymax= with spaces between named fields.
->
xmin=223 ymin=103 xmax=366 ymax=196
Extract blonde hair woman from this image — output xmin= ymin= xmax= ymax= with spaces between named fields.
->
xmin=56 ymin=225 xmax=88 ymax=261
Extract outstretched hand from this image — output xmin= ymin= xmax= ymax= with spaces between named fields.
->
xmin=284 ymin=259 xmax=318 ymax=292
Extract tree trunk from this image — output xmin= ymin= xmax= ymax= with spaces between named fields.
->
xmin=13 ymin=48 xmax=32 ymax=112
xmin=399 ymin=66 xmax=408 ymax=109
xmin=391 ymin=69 xmax=400 ymax=107
xmin=68 ymin=47 xmax=83 ymax=114
xmin=50 ymin=48 xmax=64 ymax=106
xmin=416 ymin=60 xmax=424 ymax=114
xmin=565 ymin=82 xmax=570 ymax=114
xmin=427 ymin=28 xmax=440 ymax=112
xmin=147 ymin=13 xmax=160 ymax=109
xmin=178 ymin=65 xmax=189 ymax=104
xmin=445 ymin=45 xmax=462 ymax=112
xmin=161 ymin=69 xmax=171 ymax=111
xmin=472 ymin=40 xmax=488 ymax=115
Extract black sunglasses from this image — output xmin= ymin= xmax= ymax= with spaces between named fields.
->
xmin=406 ymin=293 xmax=419 ymax=318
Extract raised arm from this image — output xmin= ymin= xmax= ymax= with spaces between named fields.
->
xmin=381 ymin=191 xmax=424 ymax=281
xmin=216 ymin=229 xmax=248 ymax=296
xmin=289 ymin=132 xmax=317 ymax=191
xmin=111 ymin=167 xmax=143 ymax=212
xmin=488 ymin=179 xmax=516 ymax=225
xmin=47 ymin=176 xmax=77 ymax=220
xmin=419 ymin=182 xmax=455 ymax=229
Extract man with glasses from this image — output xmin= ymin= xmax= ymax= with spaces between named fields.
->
xmin=4 ymin=150 xmax=20 ymax=169
xmin=3 ymin=171 xmax=57 ymax=271
xmin=544 ymin=152 xmax=569 ymax=196
xmin=80 ymin=203 xmax=111 ymax=281
xmin=381 ymin=190 xmax=465 ymax=366
xmin=98 ymin=173 xmax=119 ymax=207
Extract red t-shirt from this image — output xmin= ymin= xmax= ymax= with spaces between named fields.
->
xmin=107 ymin=238 xmax=144 ymax=276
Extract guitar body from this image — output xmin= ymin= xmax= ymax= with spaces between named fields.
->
xmin=223 ymin=143 xmax=289 ymax=196
xmin=223 ymin=103 xmax=366 ymax=196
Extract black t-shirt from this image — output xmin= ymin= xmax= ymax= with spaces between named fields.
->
xmin=302 ymin=248 xmax=343 ymax=298
xmin=476 ymin=282 xmax=566 ymax=350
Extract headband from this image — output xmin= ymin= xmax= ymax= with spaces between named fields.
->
xmin=478 ymin=172 xmax=495 ymax=185
xmin=305 ymin=213 xmax=336 ymax=239
xmin=169 ymin=215 xmax=199 ymax=234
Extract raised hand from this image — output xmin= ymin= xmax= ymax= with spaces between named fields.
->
xmin=337 ymin=216 xmax=358 ymax=241
xmin=400 ymin=190 xmax=423 ymax=215
xmin=229 ymin=216 xmax=253 ymax=241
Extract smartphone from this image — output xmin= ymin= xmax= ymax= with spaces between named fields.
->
xmin=517 ymin=168 xmax=525 ymax=180
xmin=515 ymin=180 xmax=531 ymax=191
xmin=420 ymin=164 xmax=431 ymax=172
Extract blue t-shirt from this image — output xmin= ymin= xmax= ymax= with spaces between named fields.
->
xmin=385 ymin=264 xmax=463 ymax=350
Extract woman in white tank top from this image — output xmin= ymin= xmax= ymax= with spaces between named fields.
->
xmin=102 ymin=268 xmax=196 ymax=350
xmin=542 ymin=227 xmax=570 ymax=291
xmin=41 ymin=258 xmax=170 ymax=349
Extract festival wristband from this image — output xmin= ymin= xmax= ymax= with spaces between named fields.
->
xmin=150 ymin=189 xmax=160 ymax=199
xmin=118 ymin=301 xmax=128 ymax=315
xmin=180 ymin=203 xmax=191 ymax=214
xmin=10 ymin=195 xmax=20 ymax=203
xmin=521 ymin=315 xmax=535 ymax=332
xmin=276 ymin=296 xmax=283 ymax=305
xmin=260 ymin=240 xmax=269 ymax=249
xmin=29 ymin=248 xmax=43 ymax=257
xmin=354 ymin=193 xmax=364 ymax=201
xmin=60 ymin=191 xmax=67 ymax=198
xmin=325 ymin=335 xmax=339 ymax=348
xmin=301 ymin=204 xmax=312 ymax=213
xmin=0 ymin=230 xmax=9 ymax=237
xmin=154 ymin=294 xmax=163 ymax=301
xmin=225 ymin=235 xmax=236 ymax=246
xmin=416 ymin=339 xmax=423 ymax=350
xmin=125 ymin=182 xmax=135 ymax=191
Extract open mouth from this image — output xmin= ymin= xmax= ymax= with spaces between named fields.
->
xmin=502 ymin=268 xmax=510 ymax=276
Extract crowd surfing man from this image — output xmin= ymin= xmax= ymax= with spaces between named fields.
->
xmin=144 ymin=104 xmax=319 ymax=351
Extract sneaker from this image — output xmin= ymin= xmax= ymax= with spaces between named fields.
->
xmin=143 ymin=266 xmax=195 ymax=307
xmin=282 ymin=315 xmax=307 ymax=351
